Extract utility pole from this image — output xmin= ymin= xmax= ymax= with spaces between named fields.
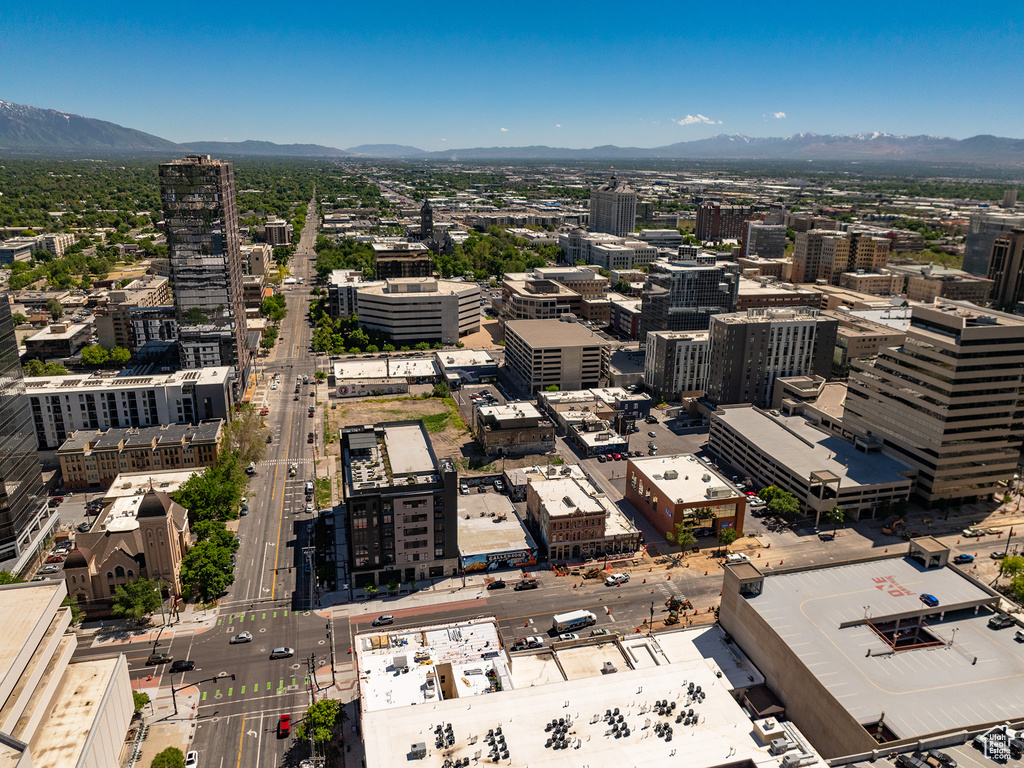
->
xmin=307 ymin=653 xmax=318 ymax=703
xmin=327 ymin=621 xmax=337 ymax=687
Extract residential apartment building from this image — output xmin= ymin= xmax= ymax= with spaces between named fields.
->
xmin=963 ymin=211 xmax=1024 ymax=276
xmin=57 ymin=421 xmax=222 ymax=490
xmin=644 ymin=330 xmax=710 ymax=399
xmin=355 ymin=278 xmax=480 ymax=345
xmin=526 ymin=475 xmax=640 ymax=561
xmin=247 ymin=242 xmax=271 ymax=275
xmin=886 ymin=262 xmax=993 ymax=304
xmin=821 ymin=308 xmax=906 ymax=376
xmin=501 ymin=278 xmax=582 ymax=322
xmin=474 ymin=402 xmax=555 ymax=457
xmin=638 ymin=256 xmax=741 ymax=340
xmin=340 ymin=421 xmax=460 ymax=586
xmin=743 ymin=221 xmax=786 ymax=260
xmin=609 ymin=296 xmax=642 ymax=339
xmin=26 ymin=366 xmax=232 ymax=449
xmin=705 ymin=307 xmax=838 ymax=408
xmin=624 ymin=454 xmax=745 ymax=539
xmin=94 ymin=275 xmax=171 ymax=351
xmin=784 ymin=213 xmax=839 ymax=233
xmin=588 ymin=176 xmax=637 ymax=236
xmin=372 ymin=241 xmax=434 ymax=279
xmin=128 ymin=306 xmax=178 ymax=359
xmin=986 ymin=228 xmax=1024 ymax=309
xmin=695 ymin=202 xmax=752 ymax=242
xmin=160 ymin=155 xmax=250 ymax=384
xmin=42 ymin=232 xmax=76 ymax=257
xmin=791 ymin=229 xmax=850 ymax=284
xmin=264 ymin=217 xmax=292 ymax=246
xmin=558 ymin=229 xmax=658 ymax=270
xmin=844 ymin=301 xmax=1024 ymax=505
xmin=328 ymin=269 xmax=381 ymax=319
xmin=504 ymin=318 xmax=610 ymax=392
xmin=0 ymin=299 xmax=48 ymax=566
xmin=847 ymin=231 xmax=891 ymax=275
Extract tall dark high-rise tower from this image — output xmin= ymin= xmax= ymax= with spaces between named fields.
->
xmin=0 ymin=297 xmax=45 ymax=564
xmin=159 ymin=155 xmax=250 ymax=387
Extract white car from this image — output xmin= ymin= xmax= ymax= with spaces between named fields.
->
xmin=305 ymin=503 xmax=314 ymax=514
xmin=558 ymin=633 xmax=580 ymax=642
xmin=605 ymin=573 xmax=629 ymax=586
xmin=270 ymin=383 xmax=277 ymax=390
xmin=185 ymin=751 xmax=199 ymax=768
xmin=725 ymin=553 xmax=751 ymax=564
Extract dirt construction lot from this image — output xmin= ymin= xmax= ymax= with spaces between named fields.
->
xmin=325 ymin=395 xmax=545 ymax=476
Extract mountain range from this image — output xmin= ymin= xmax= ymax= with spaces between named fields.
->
xmin=3 ymin=100 xmax=1024 ymax=166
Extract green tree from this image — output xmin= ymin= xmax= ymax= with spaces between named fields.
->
xmin=110 ymin=577 xmax=163 ymax=624
xmin=133 ymin=690 xmax=150 ymax=714
xmin=223 ymin=405 xmax=270 ymax=466
xmin=150 ymin=746 xmax=185 ymax=768
xmin=768 ymin=491 xmax=801 ymax=521
xmin=192 ymin=520 xmax=239 ymax=552
xmin=999 ymin=555 xmax=1024 ymax=580
xmin=666 ymin=521 xmax=698 ymax=554
xmin=432 ymin=381 xmax=450 ymax=399
xmin=0 ymin=571 xmax=25 ymax=584
xmin=183 ymin=307 xmax=207 ymax=324
xmin=62 ymin=594 xmax=85 ymax=625
xmin=295 ymin=699 xmax=347 ymax=749
xmin=11 ymin=312 xmax=26 ymax=325
xmin=109 ymin=346 xmax=131 ymax=366
xmin=173 ymin=452 xmax=245 ymax=523
xmin=823 ymin=505 xmax=846 ymax=533
xmin=544 ymin=384 xmax=560 ymax=392
xmin=414 ymin=341 xmax=431 ymax=351
xmin=717 ymin=527 xmax=739 ymax=553
xmin=80 ymin=344 xmax=109 ymax=366
xmin=46 ymin=298 xmax=64 ymax=320
xmin=314 ymin=370 xmax=327 ymax=381
xmin=261 ymin=327 xmax=279 ymax=349
xmin=179 ymin=540 xmax=234 ymax=602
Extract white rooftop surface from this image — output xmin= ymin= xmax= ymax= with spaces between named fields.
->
xmin=364 ymin=634 xmax=820 ymax=768
xmin=436 ymin=349 xmax=495 ymax=367
xmin=357 ymin=619 xmax=508 ymax=712
xmin=531 ymin=477 xmax=605 ymax=516
xmin=576 ymin=429 xmax=627 ymax=449
xmin=102 ymin=469 xmax=196 ymax=498
xmin=0 ymin=582 xmax=64 ymax=688
xmin=388 ymin=358 xmax=440 ymax=378
xmin=747 ymin=557 xmax=1024 ymax=740
xmin=334 ymin=359 xmax=389 ymax=380
xmin=629 ymin=454 xmax=742 ymax=504
xmin=714 ymin=408 xmax=913 ymax=486
xmin=26 ymin=322 xmax=90 ymax=341
xmin=458 ymin=496 xmax=536 ymax=557
xmin=383 ymin=423 xmax=436 ymax=475
xmin=29 ymin=656 xmax=124 ymax=768
xmin=540 ymin=387 xmax=630 ymax=406
xmin=654 ymin=626 xmax=766 ymax=690
xmin=24 ymin=366 xmax=232 ymax=393
xmin=846 ymin=307 xmax=913 ymax=331
xmin=477 ymin=402 xmax=543 ymax=421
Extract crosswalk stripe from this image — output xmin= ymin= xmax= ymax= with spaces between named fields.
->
xmin=228 ymin=688 xmax=233 ymax=696
xmin=241 ymin=686 xmax=246 ymax=693
xmin=202 ymin=692 xmax=207 ymax=701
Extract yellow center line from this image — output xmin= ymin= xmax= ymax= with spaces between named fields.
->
xmin=271 ymin=408 xmax=294 ymax=601
xmin=235 ymin=713 xmax=246 ymax=768
xmin=270 ymin=465 xmax=278 ymax=502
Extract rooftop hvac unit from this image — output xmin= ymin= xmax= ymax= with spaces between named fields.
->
xmin=702 ymin=473 xmax=711 ymax=482
xmin=663 ymin=469 xmax=678 ymax=480
xmin=410 ymin=742 xmax=427 ymax=759
xmin=769 ymin=739 xmax=796 ymax=755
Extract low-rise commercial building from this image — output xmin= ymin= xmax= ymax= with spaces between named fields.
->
xmin=23 ymin=321 xmax=93 ymax=361
xmin=735 ymin=277 xmax=820 ymax=311
xmin=737 ymin=255 xmax=787 ymax=279
xmin=500 ymin=278 xmax=582 ymax=322
xmin=356 ymin=278 xmax=480 ymax=345
xmin=435 ymin=348 xmax=498 ymax=386
xmin=0 ymin=581 xmax=133 ymax=767
xmin=26 ymin=366 xmax=233 ymax=450
xmin=884 ymin=262 xmax=994 ymax=304
xmin=821 ymin=308 xmax=906 ymax=376
xmin=474 ymin=402 xmax=555 ymax=457
xmin=57 ymin=420 xmax=222 ymax=490
xmin=559 ymin=229 xmax=658 ymax=270
xmin=770 ymin=375 xmax=848 ymax=434
xmin=504 ymin=318 xmax=610 ymax=393
xmin=526 ymin=474 xmax=640 ymax=561
xmin=709 ymin=405 xmax=915 ymax=523
xmin=838 ymin=270 xmax=902 ymax=295
xmin=327 ymin=269 xmax=382 ymax=319
xmin=458 ymin=493 xmax=538 ymax=572
xmin=624 ymin=454 xmax=745 ymax=539
xmin=0 ymin=237 xmax=37 ymax=264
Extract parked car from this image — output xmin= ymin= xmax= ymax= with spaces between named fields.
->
xmin=460 ymin=484 xmax=469 ymax=495
xmin=919 ymin=593 xmax=939 ymax=607
xmin=45 ymin=554 xmax=65 ymax=563
xmin=645 ymin=415 xmax=658 ymax=424
xmin=307 ymin=432 xmax=315 ymax=443
xmin=305 ymin=503 xmax=314 ymax=514
xmin=278 ymin=714 xmax=291 ymax=738
xmin=605 ymin=573 xmax=629 ymax=586
xmin=230 ymin=632 xmax=252 ymax=644
xmin=48 ymin=497 xmax=63 ymax=508
xmin=558 ymin=633 xmax=580 ymax=642
xmin=185 ymin=751 xmax=199 ymax=768
xmin=494 ymin=479 xmax=505 ymax=493
xmin=146 ymin=653 xmax=173 ymax=665
xmin=952 ymin=553 xmax=974 ymax=564
xmin=725 ymin=553 xmax=752 ymax=564
xmin=590 ymin=628 xmax=610 ymax=637
xmin=513 ymin=579 xmax=538 ymax=591
xmin=39 ymin=565 xmax=60 ymax=574
xmin=371 ymin=614 xmax=394 ymax=627
xmin=487 ymin=580 xmax=506 ymax=590
xmin=240 ymin=505 xmax=249 ymax=516
xmin=991 ymin=551 xmax=1006 ymax=560
xmin=648 ymin=431 xmax=657 ymax=438
xmin=988 ymin=614 xmax=1016 ymax=630
xmin=170 ymin=660 xmax=195 ymax=673
xmin=1015 ymin=630 xmax=1024 ymax=643
xmin=269 ymin=647 xmax=295 ymax=659
xmin=962 ymin=527 xmax=984 ymax=537
xmin=597 ymin=455 xmax=607 ymax=463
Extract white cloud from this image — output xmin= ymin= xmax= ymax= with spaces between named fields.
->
xmin=677 ymin=114 xmax=720 ymax=126
xmin=441 ymin=138 xmax=447 ymax=142
xmin=500 ymin=127 xmax=508 ymax=132
xmin=773 ymin=111 xmax=786 ymax=119
xmin=555 ymin=124 xmax=561 ymax=128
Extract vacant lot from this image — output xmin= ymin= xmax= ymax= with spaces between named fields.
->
xmin=325 ymin=395 xmax=552 ymax=476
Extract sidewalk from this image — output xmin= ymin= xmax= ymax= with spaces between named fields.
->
xmin=78 ymin=603 xmax=220 ymax=648
xmin=133 ymin=679 xmax=200 ymax=766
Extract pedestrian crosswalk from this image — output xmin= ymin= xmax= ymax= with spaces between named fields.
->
xmin=200 ymin=677 xmax=307 ymax=700
xmin=217 ymin=610 xmax=292 ymax=624
xmin=261 ymin=458 xmax=314 ymax=466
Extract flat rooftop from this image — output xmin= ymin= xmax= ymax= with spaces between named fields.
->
xmin=24 ymin=366 xmax=232 ymax=393
xmin=363 ymin=622 xmax=824 ymax=768
xmin=26 ymin=322 xmax=90 ymax=341
xmin=0 ymin=582 xmax=65 ymax=691
xmin=477 ymin=402 xmax=543 ymax=422
xmin=436 ymin=349 xmax=495 ymax=368
xmin=457 ymin=495 xmax=536 ymax=558
xmin=628 ymin=454 xmax=742 ymax=505
xmin=714 ymin=406 xmax=913 ymax=487
xmin=746 ymin=557 xmax=1023 ymax=740
xmin=506 ymin=319 xmax=611 ymax=348
xmin=383 ymin=423 xmax=436 ymax=476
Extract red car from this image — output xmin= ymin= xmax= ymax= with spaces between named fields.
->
xmin=278 ymin=714 xmax=291 ymax=738
xmin=46 ymin=554 xmax=65 ymax=563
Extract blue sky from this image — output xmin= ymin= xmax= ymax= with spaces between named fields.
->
xmin=2 ymin=0 xmax=1022 ymax=150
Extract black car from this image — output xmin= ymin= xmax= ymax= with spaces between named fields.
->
xmin=988 ymin=614 xmax=1016 ymax=630
xmin=513 ymin=579 xmax=538 ymax=591
xmin=487 ymin=580 xmax=506 ymax=590
xmin=170 ymin=660 xmax=195 ymax=673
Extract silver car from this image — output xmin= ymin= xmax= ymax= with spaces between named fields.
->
xmin=229 ymin=632 xmax=252 ymax=644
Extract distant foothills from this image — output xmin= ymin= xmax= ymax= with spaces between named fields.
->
xmin=3 ymin=99 xmax=1024 ymax=165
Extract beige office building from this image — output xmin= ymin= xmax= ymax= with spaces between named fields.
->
xmin=845 ymin=300 xmax=1024 ymax=505
xmin=504 ymin=318 xmax=610 ymax=392
xmin=356 ymin=278 xmax=480 ymax=345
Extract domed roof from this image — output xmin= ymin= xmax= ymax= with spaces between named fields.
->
xmin=571 ymin=227 xmax=586 ymax=235
xmin=64 ymin=546 xmax=93 ymax=569
xmin=137 ymin=490 xmax=171 ymax=518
